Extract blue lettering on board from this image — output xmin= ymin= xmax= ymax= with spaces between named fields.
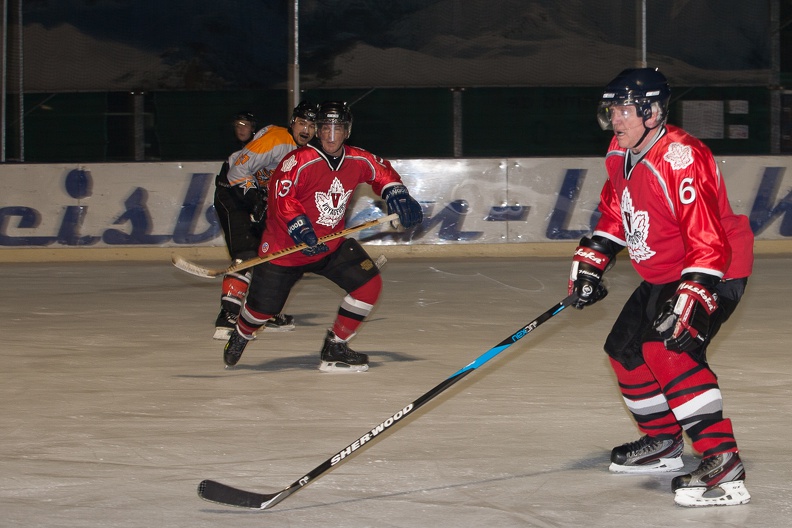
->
xmin=749 ymin=167 xmax=792 ymax=236
xmin=545 ymin=168 xmax=600 ymax=240
xmin=173 ymin=173 xmax=221 ymax=244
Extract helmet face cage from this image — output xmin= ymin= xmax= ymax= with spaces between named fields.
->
xmin=597 ymin=68 xmax=670 ymax=131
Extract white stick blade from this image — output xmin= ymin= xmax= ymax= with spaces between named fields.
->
xmin=171 ymin=255 xmax=217 ymax=279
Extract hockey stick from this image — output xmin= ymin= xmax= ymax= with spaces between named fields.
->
xmin=172 ymin=213 xmax=398 ymax=278
xmin=197 ymin=294 xmax=577 ymax=510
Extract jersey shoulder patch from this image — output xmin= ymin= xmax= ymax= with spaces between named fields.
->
xmin=663 ymin=142 xmax=694 ymax=170
xmin=281 ymin=154 xmax=298 ymax=171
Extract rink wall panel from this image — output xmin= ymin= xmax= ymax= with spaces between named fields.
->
xmin=0 ymin=157 xmax=790 ymax=262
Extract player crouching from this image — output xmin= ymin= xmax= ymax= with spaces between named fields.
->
xmin=222 ymin=101 xmax=422 ymax=372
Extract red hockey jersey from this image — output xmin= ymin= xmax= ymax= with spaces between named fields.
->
xmin=594 ymin=125 xmax=753 ymax=284
xmin=258 ymin=143 xmax=404 ymax=266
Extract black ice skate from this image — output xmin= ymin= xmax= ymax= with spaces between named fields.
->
xmin=319 ymin=330 xmax=369 ymax=373
xmin=609 ymin=433 xmax=684 ymax=473
xmin=263 ymin=313 xmax=296 ymax=332
xmin=213 ymin=309 xmax=238 ymax=340
xmin=223 ymin=329 xmax=251 ymax=368
xmin=672 ymin=452 xmax=750 ymax=507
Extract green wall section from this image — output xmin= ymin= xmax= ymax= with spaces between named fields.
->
xmin=16 ymin=86 xmax=774 ymax=163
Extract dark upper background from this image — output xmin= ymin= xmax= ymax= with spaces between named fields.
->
xmin=19 ymin=0 xmax=775 ymax=91
xmin=4 ymin=0 xmax=791 ymax=161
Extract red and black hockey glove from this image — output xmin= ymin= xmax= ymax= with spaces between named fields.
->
xmin=653 ymin=273 xmax=719 ymax=352
xmin=568 ymin=235 xmax=620 ymax=309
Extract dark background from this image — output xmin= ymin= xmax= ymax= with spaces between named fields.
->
xmin=3 ymin=0 xmax=789 ymax=161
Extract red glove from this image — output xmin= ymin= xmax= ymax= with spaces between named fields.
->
xmin=654 ymin=276 xmax=719 ymax=352
xmin=568 ymin=236 xmax=616 ymax=309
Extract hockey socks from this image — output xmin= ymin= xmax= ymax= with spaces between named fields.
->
xmin=332 ymin=276 xmax=381 ymax=340
xmin=609 ymin=358 xmax=682 ymax=438
xmin=642 ymin=342 xmax=738 ymax=457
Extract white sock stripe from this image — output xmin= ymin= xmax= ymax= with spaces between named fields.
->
xmin=240 ymin=307 xmax=271 ymax=325
xmin=227 ymin=271 xmax=252 ymax=284
xmin=623 ymin=393 xmax=670 ymax=415
xmin=220 ymin=296 xmax=243 ymax=306
xmin=671 ymin=388 xmax=723 ymax=421
xmin=341 ymin=295 xmax=374 ymax=317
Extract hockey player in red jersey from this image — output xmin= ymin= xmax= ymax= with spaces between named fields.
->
xmin=212 ymin=103 xmax=319 ymax=340
xmin=222 ymin=101 xmax=422 ymax=372
xmin=568 ymin=68 xmax=753 ymax=507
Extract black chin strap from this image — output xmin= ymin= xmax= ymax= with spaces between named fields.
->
xmin=631 ymin=125 xmax=654 ymax=150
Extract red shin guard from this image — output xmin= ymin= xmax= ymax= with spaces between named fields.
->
xmin=332 ymin=275 xmax=381 ymax=341
xmin=609 ymin=357 xmax=682 ymax=437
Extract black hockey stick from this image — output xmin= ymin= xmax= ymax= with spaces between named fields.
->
xmin=198 ymin=294 xmax=577 ymax=510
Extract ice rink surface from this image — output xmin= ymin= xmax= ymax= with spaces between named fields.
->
xmin=1 ymin=254 xmax=790 ymax=527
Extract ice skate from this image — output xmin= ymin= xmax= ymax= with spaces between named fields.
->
xmin=319 ymin=330 xmax=369 ymax=373
xmin=609 ymin=433 xmax=684 ymax=473
xmin=263 ymin=313 xmax=296 ymax=332
xmin=672 ymin=452 xmax=750 ymax=507
xmin=213 ymin=309 xmax=237 ymax=340
xmin=223 ymin=329 xmax=251 ymax=368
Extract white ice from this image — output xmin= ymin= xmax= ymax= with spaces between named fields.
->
xmin=1 ymin=255 xmax=790 ymax=527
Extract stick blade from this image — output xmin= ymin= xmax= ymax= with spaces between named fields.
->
xmin=198 ymin=479 xmax=277 ymax=509
xmin=171 ymin=255 xmax=219 ymax=279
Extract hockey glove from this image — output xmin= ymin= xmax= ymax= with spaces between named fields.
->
xmin=250 ymin=200 xmax=266 ymax=224
xmin=653 ymin=273 xmax=719 ymax=352
xmin=568 ymin=235 xmax=618 ymax=309
xmin=243 ymin=187 xmax=267 ymax=224
xmin=286 ymin=215 xmax=329 ymax=256
xmin=382 ymin=184 xmax=423 ymax=229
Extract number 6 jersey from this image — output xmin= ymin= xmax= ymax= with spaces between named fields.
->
xmin=593 ymin=125 xmax=753 ymax=284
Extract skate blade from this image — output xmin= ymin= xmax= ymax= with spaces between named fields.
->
xmin=319 ymin=360 xmax=369 ymax=373
xmin=262 ymin=323 xmax=296 ymax=332
xmin=674 ymin=481 xmax=751 ymax=507
xmin=609 ymin=456 xmax=684 ymax=474
xmin=213 ymin=327 xmax=233 ymax=340
xmin=214 ymin=328 xmax=258 ymax=341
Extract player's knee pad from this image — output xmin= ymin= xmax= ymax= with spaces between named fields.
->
xmin=221 ymin=271 xmax=252 ymax=311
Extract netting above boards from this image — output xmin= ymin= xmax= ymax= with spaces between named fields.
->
xmin=16 ymin=0 xmax=773 ymax=93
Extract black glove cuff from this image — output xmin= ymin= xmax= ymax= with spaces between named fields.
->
xmin=680 ymin=272 xmax=719 ymax=290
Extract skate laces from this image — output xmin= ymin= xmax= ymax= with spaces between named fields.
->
xmin=624 ymin=435 xmax=672 ymax=456
xmin=696 ymin=454 xmax=724 ymax=475
xmin=625 ymin=437 xmax=655 ymax=456
xmin=226 ymin=331 xmax=249 ymax=353
xmin=692 ymin=453 xmax=741 ymax=483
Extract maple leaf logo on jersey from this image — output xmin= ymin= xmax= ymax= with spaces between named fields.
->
xmin=620 ymin=188 xmax=656 ymax=262
xmin=281 ymin=154 xmax=297 ymax=172
xmin=315 ymin=177 xmax=353 ymax=228
xmin=663 ymin=142 xmax=694 ymax=170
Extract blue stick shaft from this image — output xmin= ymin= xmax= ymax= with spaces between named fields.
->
xmin=199 ymin=294 xmax=577 ymax=510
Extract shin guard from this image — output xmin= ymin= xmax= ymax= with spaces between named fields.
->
xmin=332 ymin=275 xmax=381 ymax=341
xmin=642 ymin=341 xmax=737 ymax=456
xmin=609 ymin=357 xmax=682 ymax=437
xmin=221 ymin=271 xmax=252 ymax=313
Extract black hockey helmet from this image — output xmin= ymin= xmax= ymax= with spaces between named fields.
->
xmin=233 ymin=110 xmax=256 ymax=129
xmin=316 ymin=101 xmax=352 ymax=137
xmin=291 ymin=101 xmax=319 ymax=123
xmin=597 ymin=68 xmax=670 ymax=131
xmin=317 ymin=101 xmax=352 ymax=126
